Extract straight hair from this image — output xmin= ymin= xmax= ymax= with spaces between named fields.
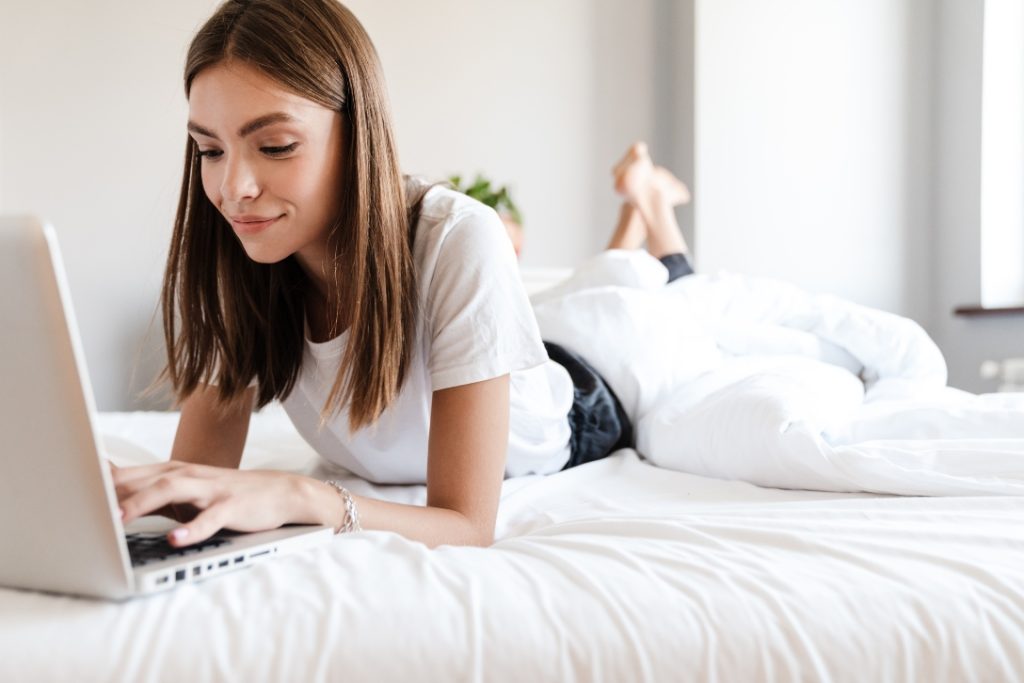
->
xmin=161 ymin=0 xmax=428 ymax=431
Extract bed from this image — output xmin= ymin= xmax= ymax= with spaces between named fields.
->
xmin=2 ymin=405 xmax=1024 ymax=681
xmin=4 ymin=264 xmax=1024 ymax=682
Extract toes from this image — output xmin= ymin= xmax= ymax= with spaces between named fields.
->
xmin=612 ymin=141 xmax=651 ymax=177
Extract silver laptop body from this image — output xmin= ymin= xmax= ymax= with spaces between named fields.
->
xmin=0 ymin=215 xmax=332 ymax=600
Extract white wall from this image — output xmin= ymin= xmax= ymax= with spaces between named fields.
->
xmin=0 ymin=0 xmax=657 ymax=409
xmin=694 ymin=0 xmax=933 ymax=321
xmin=4 ymin=0 xmax=1017 ymax=406
xmin=0 ymin=2 xmax=219 ymax=411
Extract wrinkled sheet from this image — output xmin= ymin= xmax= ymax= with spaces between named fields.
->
xmin=533 ymin=250 xmax=1024 ymax=496
xmin=3 ymin=408 xmax=1024 ymax=682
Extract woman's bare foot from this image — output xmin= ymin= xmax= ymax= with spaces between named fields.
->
xmin=612 ymin=142 xmax=653 ymax=200
xmin=612 ymin=142 xmax=691 ymax=207
xmin=654 ymin=167 xmax=691 ymax=206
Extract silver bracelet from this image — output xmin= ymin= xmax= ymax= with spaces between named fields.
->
xmin=324 ymin=480 xmax=362 ymax=534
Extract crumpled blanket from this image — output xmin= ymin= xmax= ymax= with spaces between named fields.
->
xmin=532 ymin=249 xmax=1024 ymax=496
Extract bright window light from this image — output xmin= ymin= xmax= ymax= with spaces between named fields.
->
xmin=980 ymin=0 xmax=1024 ymax=307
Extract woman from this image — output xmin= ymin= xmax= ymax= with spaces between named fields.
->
xmin=113 ymin=0 xmax=695 ymax=548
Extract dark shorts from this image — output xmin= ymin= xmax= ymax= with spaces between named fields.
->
xmin=660 ymin=252 xmax=694 ymax=281
xmin=544 ymin=341 xmax=633 ymax=470
xmin=546 ymin=252 xmax=693 ymax=470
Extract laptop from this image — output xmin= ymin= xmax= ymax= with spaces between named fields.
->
xmin=0 ymin=215 xmax=332 ymax=600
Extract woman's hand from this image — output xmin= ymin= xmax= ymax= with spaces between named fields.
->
xmin=112 ymin=461 xmax=320 ymax=546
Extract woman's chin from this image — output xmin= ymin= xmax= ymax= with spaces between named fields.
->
xmin=239 ymin=242 xmax=291 ymax=265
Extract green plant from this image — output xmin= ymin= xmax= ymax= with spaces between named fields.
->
xmin=447 ymin=173 xmax=523 ymax=226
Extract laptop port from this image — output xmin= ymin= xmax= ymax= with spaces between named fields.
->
xmin=218 ymin=559 xmax=229 ymax=568
xmin=175 ymin=569 xmax=186 ymax=582
xmin=156 ymin=575 xmax=169 ymax=585
xmin=234 ymin=556 xmax=244 ymax=564
xmin=192 ymin=566 xmax=201 ymax=577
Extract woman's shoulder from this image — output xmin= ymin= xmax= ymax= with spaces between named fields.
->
xmin=406 ymin=178 xmax=545 ymax=388
xmin=413 ymin=178 xmax=498 ymax=226
xmin=410 ymin=177 xmax=510 ymax=261
xmin=405 ymin=177 xmax=520 ymax=313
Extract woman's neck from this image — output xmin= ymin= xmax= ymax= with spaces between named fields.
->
xmin=305 ymin=287 xmax=349 ymax=343
xmin=296 ymin=251 xmax=348 ymax=343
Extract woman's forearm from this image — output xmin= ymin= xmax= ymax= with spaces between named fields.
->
xmin=294 ymin=477 xmax=494 ymax=548
xmin=169 ymin=385 xmax=255 ymax=468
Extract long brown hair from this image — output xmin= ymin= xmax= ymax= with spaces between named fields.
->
xmin=162 ymin=0 xmax=427 ymax=431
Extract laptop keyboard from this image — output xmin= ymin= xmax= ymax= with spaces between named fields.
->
xmin=126 ymin=531 xmax=237 ymax=567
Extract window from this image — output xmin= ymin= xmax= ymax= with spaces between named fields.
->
xmin=979 ymin=0 xmax=1024 ymax=307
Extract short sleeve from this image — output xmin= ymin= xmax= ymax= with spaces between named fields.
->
xmin=426 ymin=207 xmax=548 ymax=391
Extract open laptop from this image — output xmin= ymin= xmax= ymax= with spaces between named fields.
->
xmin=0 ymin=215 xmax=332 ymax=600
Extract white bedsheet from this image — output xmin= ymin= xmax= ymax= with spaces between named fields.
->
xmin=3 ymin=408 xmax=1024 ymax=682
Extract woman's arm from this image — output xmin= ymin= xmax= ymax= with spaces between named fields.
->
xmin=170 ymin=383 xmax=256 ymax=468
xmin=298 ymin=374 xmax=510 ymax=547
xmin=116 ymin=375 xmax=510 ymax=548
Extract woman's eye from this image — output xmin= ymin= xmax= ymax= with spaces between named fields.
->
xmin=197 ymin=149 xmax=223 ymax=160
xmin=262 ymin=142 xmax=299 ymax=157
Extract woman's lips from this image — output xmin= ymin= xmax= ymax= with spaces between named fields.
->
xmin=229 ymin=214 xmax=282 ymax=235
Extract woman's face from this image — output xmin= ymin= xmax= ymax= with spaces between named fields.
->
xmin=188 ymin=61 xmax=345 ymax=276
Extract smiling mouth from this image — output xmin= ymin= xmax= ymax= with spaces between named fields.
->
xmin=229 ymin=215 xmax=283 ymax=235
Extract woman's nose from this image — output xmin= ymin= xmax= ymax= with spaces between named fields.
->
xmin=221 ymin=155 xmax=260 ymax=202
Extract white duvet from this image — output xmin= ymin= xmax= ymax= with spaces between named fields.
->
xmin=532 ymin=250 xmax=1024 ymax=497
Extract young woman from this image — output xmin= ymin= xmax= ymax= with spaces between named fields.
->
xmin=113 ymin=0 xmax=695 ymax=548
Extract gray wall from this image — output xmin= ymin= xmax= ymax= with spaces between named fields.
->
xmin=930 ymin=0 xmax=1024 ymax=391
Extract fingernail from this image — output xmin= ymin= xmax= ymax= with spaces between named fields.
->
xmin=170 ymin=528 xmax=189 ymax=543
xmin=119 ymin=507 xmax=125 ymax=519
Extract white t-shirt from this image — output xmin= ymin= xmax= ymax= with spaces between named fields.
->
xmin=280 ymin=183 xmax=573 ymax=484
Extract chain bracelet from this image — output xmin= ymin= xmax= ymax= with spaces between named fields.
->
xmin=324 ymin=480 xmax=362 ymax=534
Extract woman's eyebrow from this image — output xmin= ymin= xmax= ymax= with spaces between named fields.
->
xmin=187 ymin=112 xmax=298 ymax=140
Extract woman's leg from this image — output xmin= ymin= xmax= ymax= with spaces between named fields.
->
xmin=612 ymin=142 xmax=690 ymax=256
xmin=612 ymin=142 xmax=694 ymax=280
xmin=605 ymin=202 xmax=646 ymax=251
